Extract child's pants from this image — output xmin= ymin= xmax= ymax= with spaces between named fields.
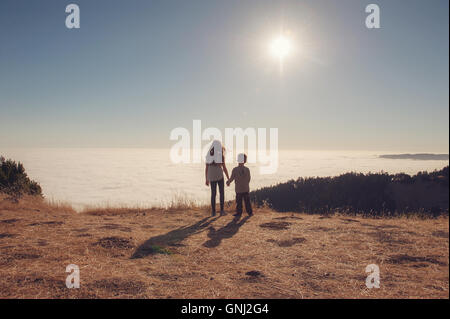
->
xmin=236 ymin=192 xmax=252 ymax=215
xmin=210 ymin=178 xmax=224 ymax=213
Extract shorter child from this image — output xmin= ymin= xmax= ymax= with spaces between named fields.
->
xmin=226 ymin=153 xmax=253 ymax=216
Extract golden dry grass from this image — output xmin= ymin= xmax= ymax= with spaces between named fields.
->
xmin=0 ymin=195 xmax=448 ymax=299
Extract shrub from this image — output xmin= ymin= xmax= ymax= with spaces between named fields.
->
xmin=0 ymin=156 xmax=42 ymax=197
xmin=250 ymin=167 xmax=449 ymax=217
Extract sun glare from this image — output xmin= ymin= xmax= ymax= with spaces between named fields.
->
xmin=270 ymin=35 xmax=292 ymax=61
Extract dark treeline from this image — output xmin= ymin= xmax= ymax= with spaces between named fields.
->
xmin=250 ymin=167 xmax=449 ymax=217
xmin=0 ymin=156 xmax=42 ymax=198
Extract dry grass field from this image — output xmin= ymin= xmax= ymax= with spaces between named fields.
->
xmin=0 ymin=195 xmax=448 ymax=299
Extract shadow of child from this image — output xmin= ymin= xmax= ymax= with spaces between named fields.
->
xmin=203 ymin=215 xmax=250 ymax=248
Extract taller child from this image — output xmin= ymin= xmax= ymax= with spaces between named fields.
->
xmin=205 ymin=140 xmax=230 ymax=216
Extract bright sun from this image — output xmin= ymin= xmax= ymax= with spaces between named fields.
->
xmin=270 ymin=35 xmax=292 ymax=61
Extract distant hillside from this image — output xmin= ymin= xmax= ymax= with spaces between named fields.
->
xmin=379 ymin=154 xmax=449 ymax=160
xmin=250 ymin=167 xmax=449 ymax=216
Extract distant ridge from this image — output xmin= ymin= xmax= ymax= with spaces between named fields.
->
xmin=379 ymin=153 xmax=449 ymax=161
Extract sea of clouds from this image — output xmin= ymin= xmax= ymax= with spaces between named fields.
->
xmin=1 ymin=148 xmax=448 ymax=210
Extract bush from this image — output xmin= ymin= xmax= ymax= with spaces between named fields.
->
xmin=0 ymin=156 xmax=42 ymax=197
xmin=250 ymin=167 xmax=449 ymax=217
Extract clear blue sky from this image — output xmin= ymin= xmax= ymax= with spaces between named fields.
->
xmin=0 ymin=0 xmax=448 ymax=151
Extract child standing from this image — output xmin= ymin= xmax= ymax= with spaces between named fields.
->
xmin=226 ymin=153 xmax=253 ymax=216
xmin=205 ymin=140 xmax=229 ymax=216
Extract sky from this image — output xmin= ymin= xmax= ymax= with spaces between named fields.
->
xmin=0 ymin=0 xmax=448 ymax=152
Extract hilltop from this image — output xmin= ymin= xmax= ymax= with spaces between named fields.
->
xmin=0 ymin=195 xmax=448 ymax=298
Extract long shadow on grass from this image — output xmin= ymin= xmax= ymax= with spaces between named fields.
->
xmin=203 ymin=215 xmax=250 ymax=248
xmin=131 ymin=216 xmax=218 ymax=259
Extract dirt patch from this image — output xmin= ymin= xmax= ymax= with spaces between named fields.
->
xmin=368 ymin=231 xmax=412 ymax=245
xmin=0 ymin=233 xmax=16 ymax=239
xmin=141 ymin=225 xmax=153 ymax=229
xmin=28 ymin=221 xmax=64 ymax=226
xmin=387 ymin=254 xmax=447 ymax=266
xmin=76 ymin=233 xmax=92 ymax=238
xmin=299 ymin=269 xmax=338 ymax=281
xmin=0 ymin=256 xmax=12 ymax=266
xmin=99 ymin=224 xmax=132 ymax=232
xmin=302 ymin=280 xmax=323 ymax=291
xmin=246 ymin=270 xmax=264 ymax=277
xmin=403 ymin=231 xmax=420 ymax=236
xmin=94 ymin=237 xmax=133 ymax=249
xmin=259 ymin=221 xmax=291 ymax=230
xmin=37 ymin=240 xmax=48 ymax=246
xmin=242 ymin=270 xmax=265 ymax=282
xmin=13 ymin=274 xmax=66 ymax=289
xmin=0 ymin=218 xmax=19 ymax=224
xmin=11 ymin=252 xmax=41 ymax=260
xmin=292 ymin=259 xmax=312 ymax=268
xmin=273 ymin=216 xmax=303 ymax=220
xmin=90 ymin=278 xmax=146 ymax=295
xmin=340 ymin=218 xmax=360 ymax=223
xmin=149 ymin=273 xmax=183 ymax=281
xmin=432 ymin=231 xmax=449 ymax=238
xmin=425 ymin=284 xmax=446 ymax=291
xmin=131 ymin=245 xmax=172 ymax=258
xmin=309 ymin=226 xmax=332 ymax=232
xmin=2 ymin=274 xmax=95 ymax=298
xmin=351 ymin=274 xmax=367 ymax=282
xmin=375 ymin=224 xmax=400 ymax=229
xmin=360 ymin=223 xmax=377 ymax=227
xmin=73 ymin=228 xmax=90 ymax=232
xmin=267 ymin=237 xmax=306 ymax=247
